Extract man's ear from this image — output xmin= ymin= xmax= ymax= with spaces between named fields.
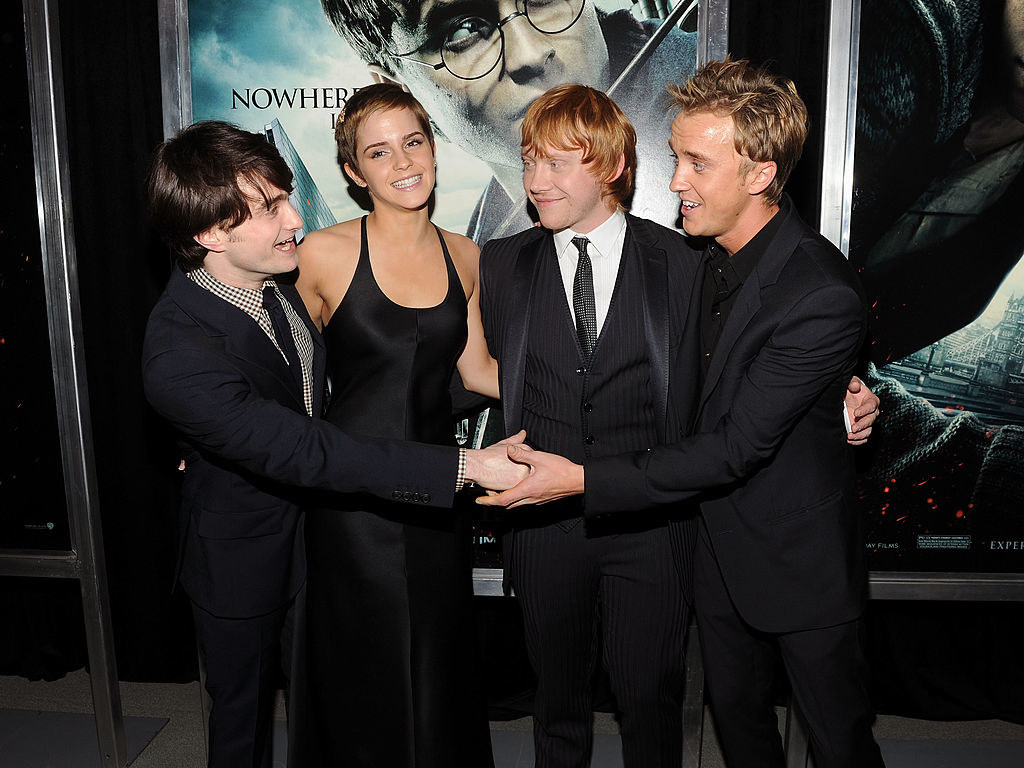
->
xmin=194 ymin=227 xmax=226 ymax=253
xmin=604 ymin=153 xmax=626 ymax=185
xmin=747 ymin=160 xmax=777 ymax=195
xmin=344 ymin=162 xmax=368 ymax=188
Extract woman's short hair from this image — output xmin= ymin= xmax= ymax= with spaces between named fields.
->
xmin=335 ymin=82 xmax=435 ymax=174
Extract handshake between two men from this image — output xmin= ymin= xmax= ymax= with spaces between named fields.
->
xmin=476 ymin=376 xmax=880 ymax=508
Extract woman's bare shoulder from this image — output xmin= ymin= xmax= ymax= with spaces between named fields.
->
xmin=437 ymin=227 xmax=480 ymax=266
xmin=298 ymin=219 xmax=362 ymax=264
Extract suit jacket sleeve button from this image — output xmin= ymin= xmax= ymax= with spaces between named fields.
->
xmin=413 ymin=492 xmax=422 ymax=502
xmin=422 ymin=493 xmax=431 ymax=503
xmin=392 ymin=491 xmax=402 ymax=500
xmin=403 ymin=491 xmax=413 ymax=501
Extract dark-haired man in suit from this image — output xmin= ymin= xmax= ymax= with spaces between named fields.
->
xmin=141 ymin=120 xmax=523 ymax=768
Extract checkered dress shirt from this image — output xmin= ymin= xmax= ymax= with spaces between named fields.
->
xmin=188 ymin=268 xmax=314 ymax=416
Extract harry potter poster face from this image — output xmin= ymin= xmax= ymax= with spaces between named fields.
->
xmin=377 ymin=0 xmax=610 ymax=170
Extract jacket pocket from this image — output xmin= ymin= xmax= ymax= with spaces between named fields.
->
xmin=768 ymin=489 xmax=843 ymax=525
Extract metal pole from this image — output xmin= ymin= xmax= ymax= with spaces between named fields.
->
xmin=697 ymin=0 xmax=730 ymax=66
xmin=21 ymin=0 xmax=126 ymax=764
xmin=818 ymin=0 xmax=861 ymax=253
xmin=157 ymin=0 xmax=192 ymax=138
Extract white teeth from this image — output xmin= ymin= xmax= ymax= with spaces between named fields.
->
xmin=392 ymin=175 xmax=422 ymax=189
xmin=681 ymin=201 xmax=699 ymax=209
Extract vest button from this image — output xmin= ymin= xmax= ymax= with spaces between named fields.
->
xmin=575 ymin=367 xmax=587 ymax=376
xmin=584 ymin=435 xmax=595 ymax=445
xmin=582 ymin=402 xmax=593 ymax=412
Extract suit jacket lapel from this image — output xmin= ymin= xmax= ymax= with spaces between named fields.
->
xmin=168 ymin=267 xmax=306 ymax=411
xmin=628 ymin=217 xmax=671 ymax=442
xmin=699 ymin=277 xmax=761 ymax=411
xmin=502 ymin=234 xmax=551 ymax=435
xmin=697 ymin=195 xmax=806 ymax=412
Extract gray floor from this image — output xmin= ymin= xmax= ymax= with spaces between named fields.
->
xmin=2 ymin=669 xmax=1024 ymax=767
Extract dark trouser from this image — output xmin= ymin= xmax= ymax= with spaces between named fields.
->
xmin=693 ymin=522 xmax=885 ymax=768
xmin=507 ymin=518 xmax=688 ymax=768
xmin=192 ymin=601 xmax=290 ymax=768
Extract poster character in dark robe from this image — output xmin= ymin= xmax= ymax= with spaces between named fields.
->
xmin=851 ymin=0 xmax=1024 ymax=570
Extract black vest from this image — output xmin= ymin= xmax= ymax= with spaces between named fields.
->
xmin=520 ymin=236 xmax=659 ymax=466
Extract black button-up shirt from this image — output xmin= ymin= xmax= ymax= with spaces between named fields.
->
xmin=699 ymin=205 xmax=784 ymax=380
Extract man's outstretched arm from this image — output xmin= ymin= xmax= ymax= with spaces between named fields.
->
xmin=144 ymin=344 xmax=526 ymax=506
xmin=481 ymin=281 xmax=864 ymax=511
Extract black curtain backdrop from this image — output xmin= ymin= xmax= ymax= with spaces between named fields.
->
xmin=0 ymin=0 xmax=1021 ymax=724
xmin=0 ymin=0 xmax=193 ymax=682
xmin=55 ymin=0 xmax=196 ymax=682
xmin=728 ymin=0 xmax=828 ymax=222
xmin=0 ymin=2 xmax=85 ymax=679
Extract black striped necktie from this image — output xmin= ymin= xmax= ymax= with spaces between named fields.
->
xmin=262 ymin=286 xmax=303 ymax=389
xmin=571 ymin=236 xmax=597 ymax=359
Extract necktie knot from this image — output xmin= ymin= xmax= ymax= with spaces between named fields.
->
xmin=571 ymin=236 xmax=589 ymax=257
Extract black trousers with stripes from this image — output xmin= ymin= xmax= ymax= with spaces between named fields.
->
xmin=506 ymin=516 xmax=688 ymax=768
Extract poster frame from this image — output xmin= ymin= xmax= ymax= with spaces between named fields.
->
xmin=819 ymin=0 xmax=1024 ymax=599
xmin=0 ymin=1 xmax=126 ymax=765
xmin=156 ymin=0 xmax=1024 ymax=599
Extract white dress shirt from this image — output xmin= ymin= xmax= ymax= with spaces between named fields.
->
xmin=553 ymin=210 xmax=627 ymax=337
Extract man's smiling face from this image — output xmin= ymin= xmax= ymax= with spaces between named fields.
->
xmin=522 ymin=144 xmax=615 ymax=234
xmin=668 ymin=111 xmax=761 ymax=251
xmin=199 ymin=179 xmax=303 ymax=290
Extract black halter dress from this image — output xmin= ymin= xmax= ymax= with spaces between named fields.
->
xmin=290 ymin=217 xmax=493 ymax=767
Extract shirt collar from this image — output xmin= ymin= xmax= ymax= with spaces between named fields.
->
xmin=705 ymin=197 xmax=787 ymax=284
xmin=553 ymin=209 xmax=626 ymax=262
xmin=188 ymin=267 xmax=277 ymax=321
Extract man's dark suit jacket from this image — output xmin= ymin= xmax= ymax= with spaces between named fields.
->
xmin=142 ymin=266 xmax=457 ymax=620
xmin=479 ymin=213 xmax=703 ymax=584
xmin=586 ymin=198 xmax=868 ymax=633
xmin=480 ymin=214 xmax=701 ymax=442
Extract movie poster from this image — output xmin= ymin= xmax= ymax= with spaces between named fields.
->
xmin=188 ymin=0 xmax=699 ymax=243
xmin=187 ymin=0 xmax=700 ymax=565
xmin=850 ymin=0 xmax=1024 ymax=572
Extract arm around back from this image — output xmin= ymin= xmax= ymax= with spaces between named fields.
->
xmin=586 ymin=277 xmax=864 ymax=515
